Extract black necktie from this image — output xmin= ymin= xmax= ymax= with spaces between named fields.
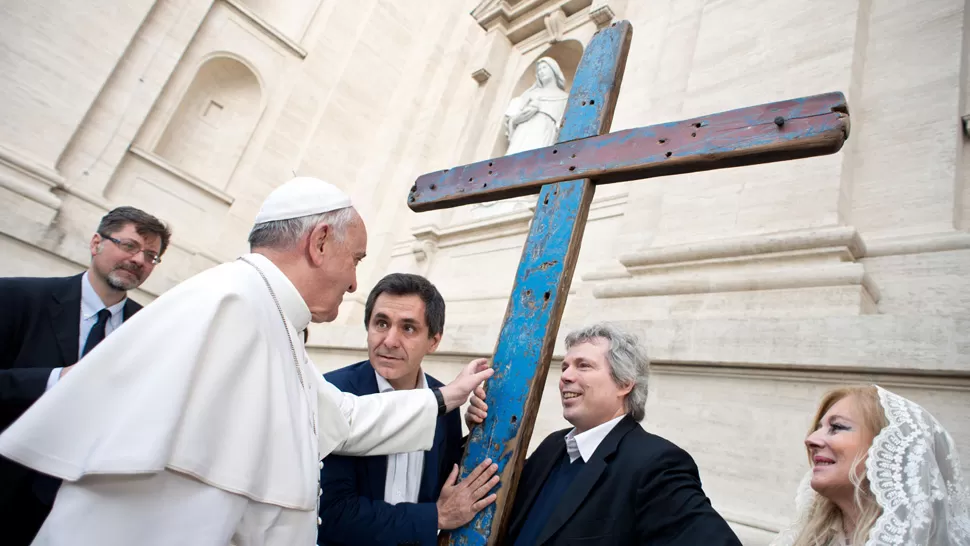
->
xmin=82 ymin=308 xmax=112 ymax=357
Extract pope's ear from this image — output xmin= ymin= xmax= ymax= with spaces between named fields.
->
xmin=306 ymin=221 xmax=331 ymax=265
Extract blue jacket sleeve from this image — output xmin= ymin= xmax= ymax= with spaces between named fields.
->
xmin=317 ymin=453 xmax=439 ymax=546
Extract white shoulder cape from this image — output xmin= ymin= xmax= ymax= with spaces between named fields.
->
xmin=0 ymin=255 xmax=434 ymax=511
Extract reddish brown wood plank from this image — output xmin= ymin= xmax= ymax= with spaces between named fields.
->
xmin=408 ymin=92 xmax=849 ymax=212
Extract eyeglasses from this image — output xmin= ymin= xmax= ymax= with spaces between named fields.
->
xmin=100 ymin=234 xmax=162 ymax=265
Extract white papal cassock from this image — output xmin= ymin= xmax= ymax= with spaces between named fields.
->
xmin=0 ymin=252 xmax=439 ymax=546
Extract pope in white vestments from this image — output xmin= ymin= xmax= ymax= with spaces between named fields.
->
xmin=0 ymin=177 xmax=493 ymax=546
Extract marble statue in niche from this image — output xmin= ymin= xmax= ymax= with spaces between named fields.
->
xmin=471 ymin=57 xmax=569 ymax=219
xmin=503 ymin=57 xmax=569 ymax=155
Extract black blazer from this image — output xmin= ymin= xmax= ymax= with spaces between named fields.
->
xmin=504 ymin=415 xmax=742 ymax=546
xmin=318 ymin=360 xmax=464 ymax=546
xmin=0 ymin=273 xmax=141 ymax=508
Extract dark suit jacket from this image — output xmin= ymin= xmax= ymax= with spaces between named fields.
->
xmin=0 ymin=273 xmax=141 ymax=509
xmin=317 ymin=360 xmax=463 ymax=546
xmin=504 ymin=415 xmax=741 ymax=546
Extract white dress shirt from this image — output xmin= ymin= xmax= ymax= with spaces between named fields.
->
xmin=564 ymin=414 xmax=626 ymax=463
xmin=375 ymin=370 xmax=429 ymax=505
xmin=46 ymin=272 xmax=127 ymax=390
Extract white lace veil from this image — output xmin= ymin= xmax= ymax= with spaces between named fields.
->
xmin=770 ymin=385 xmax=970 ymax=546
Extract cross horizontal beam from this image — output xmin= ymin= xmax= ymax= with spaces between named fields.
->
xmin=407 ymin=92 xmax=849 ymax=212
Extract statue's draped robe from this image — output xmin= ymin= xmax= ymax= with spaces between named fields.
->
xmin=505 ymin=88 xmax=568 ymax=155
xmin=0 ymin=253 xmax=438 ymax=546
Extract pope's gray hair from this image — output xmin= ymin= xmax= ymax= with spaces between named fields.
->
xmin=247 ymin=207 xmax=355 ymax=250
xmin=564 ymin=322 xmax=650 ymax=421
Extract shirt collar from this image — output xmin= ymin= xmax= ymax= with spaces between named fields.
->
xmin=374 ymin=369 xmax=428 ymax=393
xmin=564 ymin=414 xmax=626 ymax=463
xmin=243 ymin=253 xmax=312 ymax=332
xmin=81 ymin=271 xmax=127 ymax=320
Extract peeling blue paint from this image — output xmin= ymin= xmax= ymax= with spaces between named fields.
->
xmin=442 ymin=20 xmax=633 ymax=546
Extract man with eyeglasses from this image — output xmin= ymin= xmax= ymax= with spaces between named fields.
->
xmin=0 ymin=205 xmax=171 ymax=546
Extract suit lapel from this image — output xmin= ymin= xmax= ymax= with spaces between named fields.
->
xmin=507 ymin=435 xmax=568 ymax=540
xmin=49 ymin=274 xmax=83 ymax=366
xmin=122 ymin=299 xmax=141 ymax=321
xmin=418 ymin=413 xmax=445 ymax=501
xmin=354 ymin=362 xmax=389 ymax=501
xmin=535 ymin=416 xmax=638 ymax=546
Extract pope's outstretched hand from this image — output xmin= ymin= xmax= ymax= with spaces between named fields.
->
xmin=439 ymin=358 xmax=493 ymax=412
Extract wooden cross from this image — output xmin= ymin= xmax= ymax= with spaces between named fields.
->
xmin=409 ymin=21 xmax=849 ymax=546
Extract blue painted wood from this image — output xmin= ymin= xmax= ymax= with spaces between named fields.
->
xmin=408 ymin=92 xmax=849 ymax=212
xmin=440 ymin=21 xmax=633 ymax=546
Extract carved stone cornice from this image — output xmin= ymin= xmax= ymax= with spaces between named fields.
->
xmin=470 ymin=0 xmax=593 ymax=44
xmin=582 ymin=226 xmax=881 ymax=303
xmin=589 ymin=0 xmax=624 ymax=28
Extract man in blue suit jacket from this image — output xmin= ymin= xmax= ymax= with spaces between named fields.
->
xmin=318 ymin=273 xmax=498 ymax=546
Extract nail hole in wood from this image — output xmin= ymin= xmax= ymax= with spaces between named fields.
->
xmin=569 ymin=166 xmax=576 ymax=171
xmin=658 ymin=138 xmax=666 ymax=144
xmin=582 ymin=100 xmax=587 ymax=106
xmin=553 ymin=149 xmax=558 ymax=154
xmin=543 ymin=195 xmax=549 ymax=205
xmin=694 ymin=122 xmax=703 ymax=128
xmin=511 ymin=415 xmax=517 ymax=423
xmin=430 ymin=184 xmax=436 ymax=190
xmin=691 ymin=132 xmax=696 ymax=137
xmin=665 ymin=151 xmax=672 ymax=158
xmin=589 ymin=99 xmax=595 ymax=105
xmin=571 ymin=153 xmax=576 ymax=159
xmin=469 ymin=177 xmax=474 ymax=182
xmin=488 ymin=162 xmax=493 ymax=166
xmin=482 ymin=183 xmax=487 ymax=188
xmin=410 ymin=184 xmax=416 ymax=192
xmin=543 ymin=291 xmax=551 ymax=301
xmin=488 ymin=171 xmax=492 ymax=175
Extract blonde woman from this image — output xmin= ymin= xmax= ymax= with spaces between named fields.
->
xmin=771 ymin=385 xmax=970 ymax=546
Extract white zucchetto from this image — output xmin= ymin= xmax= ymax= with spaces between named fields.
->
xmin=254 ymin=177 xmax=353 ymax=225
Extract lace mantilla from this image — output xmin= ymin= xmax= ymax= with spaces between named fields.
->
xmin=770 ymin=386 xmax=970 ymax=546
xmin=866 ymin=387 xmax=970 ymax=545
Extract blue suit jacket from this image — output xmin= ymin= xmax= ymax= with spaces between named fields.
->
xmin=317 ymin=360 xmax=463 ymax=546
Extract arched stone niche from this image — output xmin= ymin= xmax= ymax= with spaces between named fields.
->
xmin=491 ymin=39 xmax=584 ymax=158
xmin=153 ymin=54 xmax=263 ymax=189
xmin=470 ymin=39 xmax=584 ymax=219
xmin=237 ymin=0 xmax=320 ymax=42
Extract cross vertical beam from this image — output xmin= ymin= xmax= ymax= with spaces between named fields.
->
xmin=439 ymin=21 xmax=633 ymax=546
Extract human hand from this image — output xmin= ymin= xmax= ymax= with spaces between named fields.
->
xmin=436 ymin=458 xmax=500 ymax=530
xmin=440 ymin=359 xmax=493 ymax=412
xmin=464 ymin=386 xmax=488 ymax=430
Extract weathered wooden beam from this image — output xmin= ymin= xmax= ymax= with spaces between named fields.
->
xmin=438 ymin=21 xmax=633 ymax=546
xmin=408 ymin=91 xmax=849 ymax=212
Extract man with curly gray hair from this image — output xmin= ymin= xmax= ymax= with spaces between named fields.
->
xmin=467 ymin=322 xmax=740 ymax=546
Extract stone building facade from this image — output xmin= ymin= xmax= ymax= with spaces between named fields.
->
xmin=1 ymin=0 xmax=968 ymax=543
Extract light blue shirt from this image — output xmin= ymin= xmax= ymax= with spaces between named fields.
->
xmin=46 ymin=272 xmax=127 ymax=390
